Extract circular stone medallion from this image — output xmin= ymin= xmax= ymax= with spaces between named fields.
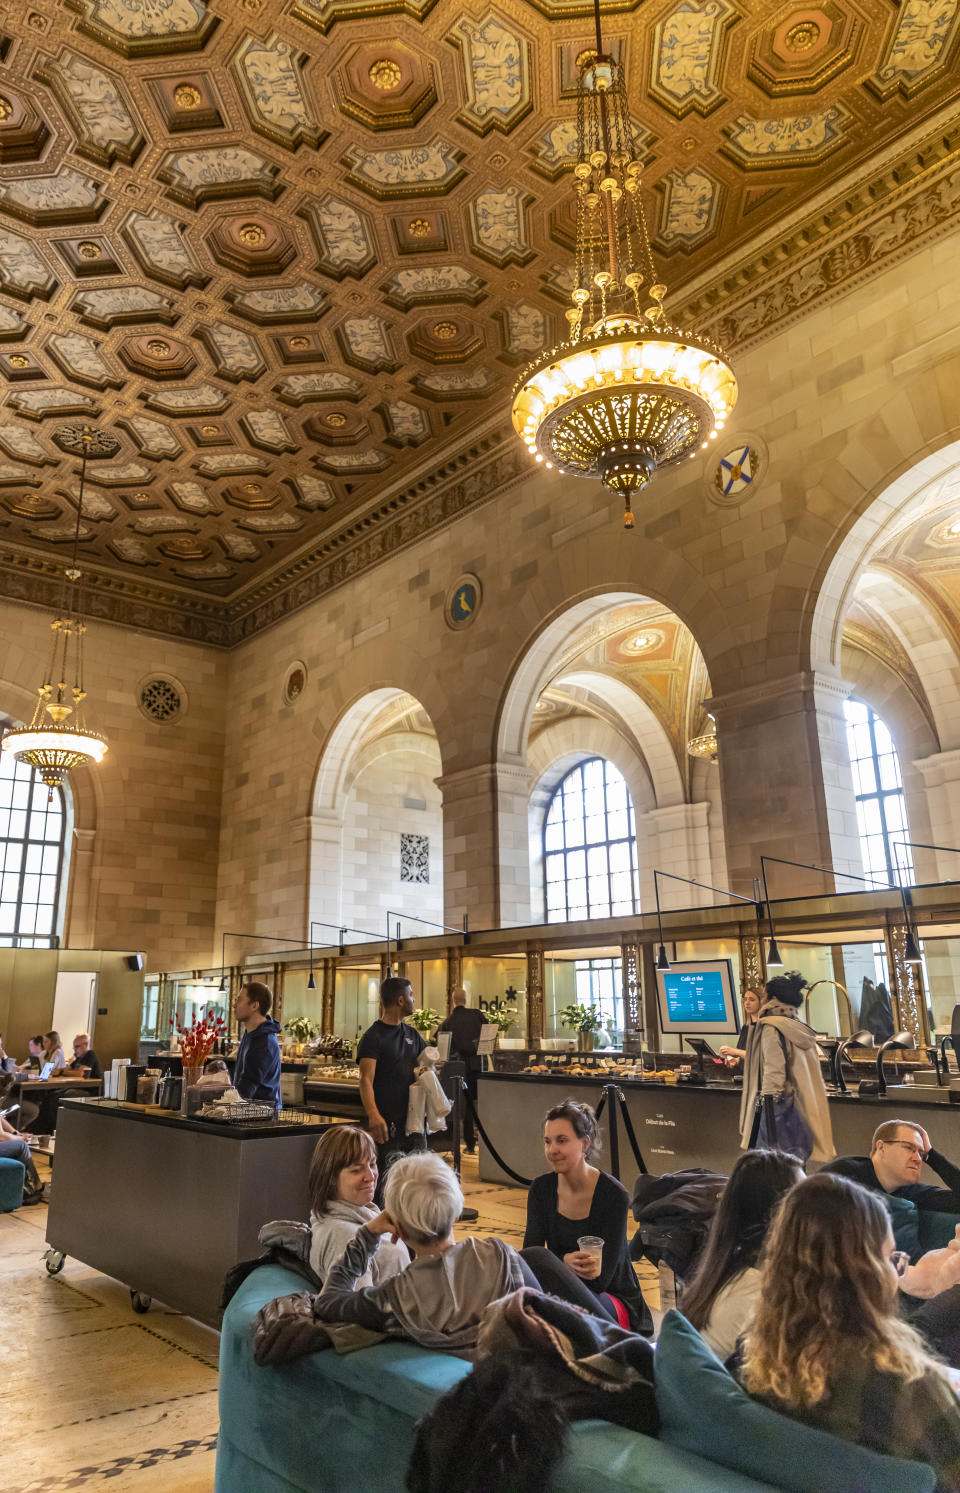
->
xmin=707 ymin=433 xmax=767 ymax=508
xmin=445 ymin=573 xmax=482 ymax=631
xmin=283 ymin=660 xmax=307 ymax=705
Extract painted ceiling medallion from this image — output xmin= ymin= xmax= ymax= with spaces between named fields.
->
xmin=335 ymin=43 xmax=438 ymax=131
xmin=0 ymin=88 xmax=49 ymax=163
xmin=205 ymin=212 xmax=296 ymax=276
xmin=234 ymin=32 xmax=325 ymax=151
xmin=120 ymin=334 xmax=197 ymax=380
xmin=64 ymin=0 xmax=217 ymax=58
xmin=369 ymin=59 xmax=402 ymax=89
xmin=513 ymin=10 xmax=737 ymax=529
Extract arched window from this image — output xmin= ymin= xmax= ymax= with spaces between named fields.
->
xmin=843 ymin=699 xmax=913 ymax=886
xmin=543 ymin=757 xmax=640 ymax=922
xmin=0 ymin=753 xmax=67 ymax=947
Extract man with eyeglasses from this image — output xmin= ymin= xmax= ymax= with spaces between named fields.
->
xmin=823 ymin=1119 xmax=960 ymax=1213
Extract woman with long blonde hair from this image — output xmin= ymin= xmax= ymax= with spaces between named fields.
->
xmin=741 ymin=1173 xmax=960 ymax=1490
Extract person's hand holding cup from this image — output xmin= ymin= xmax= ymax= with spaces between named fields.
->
xmin=576 ymin=1235 xmax=604 ymax=1280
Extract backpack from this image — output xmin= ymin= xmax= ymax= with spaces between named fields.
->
xmin=630 ymin=1168 xmax=727 ymax=1279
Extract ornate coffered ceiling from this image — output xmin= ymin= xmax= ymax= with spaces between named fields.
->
xmin=0 ymin=0 xmax=958 ymax=643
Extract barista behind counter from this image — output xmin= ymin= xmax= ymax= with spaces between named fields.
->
xmin=234 ymin=982 xmax=282 ymax=1108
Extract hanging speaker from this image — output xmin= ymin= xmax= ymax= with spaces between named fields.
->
xmin=126 ymin=954 xmax=144 ymax=971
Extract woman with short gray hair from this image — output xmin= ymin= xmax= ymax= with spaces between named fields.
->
xmin=311 ymin=1152 xmax=526 ymax=1350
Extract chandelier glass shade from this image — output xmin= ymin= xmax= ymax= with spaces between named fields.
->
xmin=686 ymin=710 xmax=719 ymax=763
xmin=1 ymin=424 xmax=117 ymax=793
xmin=511 ymin=3 xmax=738 ymax=527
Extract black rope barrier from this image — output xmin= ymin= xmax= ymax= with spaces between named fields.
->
xmin=615 ymin=1090 xmax=649 ymax=1175
xmin=462 ymin=1088 xmax=534 ymax=1187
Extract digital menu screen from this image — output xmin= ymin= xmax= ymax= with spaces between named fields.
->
xmin=655 ymin=959 xmax=739 ymax=1034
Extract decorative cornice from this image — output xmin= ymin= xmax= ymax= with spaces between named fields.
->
xmin=680 ymin=114 xmax=960 ymax=353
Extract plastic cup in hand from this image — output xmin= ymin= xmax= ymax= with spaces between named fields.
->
xmin=578 ymin=1235 xmax=604 ymax=1274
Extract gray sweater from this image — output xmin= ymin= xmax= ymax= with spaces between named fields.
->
xmin=314 ymin=1226 xmax=525 ymax=1350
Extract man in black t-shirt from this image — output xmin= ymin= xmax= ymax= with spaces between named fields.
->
xmin=437 ymin=989 xmax=485 ymax=1153
xmin=65 ymin=1034 xmax=102 ymax=1081
xmin=358 ymin=976 xmax=425 ymax=1199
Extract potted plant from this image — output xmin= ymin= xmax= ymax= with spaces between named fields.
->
xmin=487 ymin=1004 xmax=519 ymax=1047
xmin=285 ymin=1016 xmax=318 ymax=1053
xmin=407 ymin=1006 xmax=442 ymax=1036
xmin=559 ymin=1003 xmax=604 ymax=1053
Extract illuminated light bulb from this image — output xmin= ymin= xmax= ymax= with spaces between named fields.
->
xmin=535 ymin=453 xmax=544 ymax=462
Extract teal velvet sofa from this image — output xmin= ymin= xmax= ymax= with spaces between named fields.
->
xmin=216 ymin=1265 xmax=936 ymax=1493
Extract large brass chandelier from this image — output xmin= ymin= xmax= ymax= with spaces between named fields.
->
xmin=511 ymin=0 xmax=738 ymax=528
xmin=1 ymin=424 xmax=117 ymax=793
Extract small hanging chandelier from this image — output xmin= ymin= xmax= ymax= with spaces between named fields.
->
xmin=1 ymin=423 xmax=119 ymax=793
xmin=686 ymin=710 xmax=718 ymax=763
xmin=511 ymin=0 xmax=738 ymax=529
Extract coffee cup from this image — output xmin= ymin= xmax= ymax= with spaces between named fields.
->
xmin=578 ymin=1234 xmax=604 ymax=1275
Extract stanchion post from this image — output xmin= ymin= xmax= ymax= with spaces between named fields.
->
xmin=605 ymin=1083 xmax=621 ymax=1181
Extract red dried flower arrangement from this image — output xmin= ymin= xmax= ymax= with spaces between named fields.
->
xmin=170 ymin=1008 xmax=227 ymax=1067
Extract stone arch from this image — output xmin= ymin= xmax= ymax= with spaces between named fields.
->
xmin=495 ymin=584 xmax=724 ymax=768
xmin=807 ymin=435 xmax=960 ymax=676
xmin=554 ymin=669 xmax=685 ymax=807
xmin=853 ymin=569 xmax=960 ymax=751
xmin=0 ymin=675 xmax=101 ymax=947
xmin=308 ymin=687 xmax=444 ymax=934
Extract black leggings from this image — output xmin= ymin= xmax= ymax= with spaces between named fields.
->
xmin=519 ymin=1245 xmax=619 ymax=1322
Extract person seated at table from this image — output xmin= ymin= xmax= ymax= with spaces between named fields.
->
xmin=0 ymin=1075 xmax=43 ymax=1201
xmin=16 ymin=1036 xmax=45 ymax=1074
xmin=718 ymin=987 xmax=762 ymax=1068
xmin=42 ymin=1031 xmax=66 ymax=1073
xmin=522 ymin=1099 xmax=652 ymax=1333
xmin=307 ymin=1124 xmax=410 ymax=1286
xmin=0 ymin=1033 xmax=16 ymax=1075
xmin=823 ymin=1119 xmax=960 ymax=1214
xmin=680 ymin=1148 xmax=804 ymax=1362
xmin=740 ymin=1173 xmax=960 ymax=1491
xmin=63 ymin=1033 xmax=101 ymax=1081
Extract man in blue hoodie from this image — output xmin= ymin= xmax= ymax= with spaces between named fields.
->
xmin=234 ymin=981 xmax=282 ymax=1109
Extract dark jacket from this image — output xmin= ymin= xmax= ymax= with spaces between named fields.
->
xmin=235 ymin=1017 xmax=282 ymax=1104
xmin=822 ymin=1150 xmax=960 ymax=1214
xmin=437 ymin=1006 xmax=485 ymax=1071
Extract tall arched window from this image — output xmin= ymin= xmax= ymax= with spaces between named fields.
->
xmin=543 ymin=757 xmax=639 ymax=922
xmin=844 ymin=699 xmax=914 ymax=886
xmin=0 ymin=753 xmax=67 ymax=947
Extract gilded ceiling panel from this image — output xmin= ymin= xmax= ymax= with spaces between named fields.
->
xmin=0 ymin=0 xmax=956 ymax=635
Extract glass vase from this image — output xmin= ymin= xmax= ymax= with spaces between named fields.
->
xmin=181 ymin=1065 xmax=202 ymax=1116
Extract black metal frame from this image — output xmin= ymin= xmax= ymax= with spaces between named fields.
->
xmin=845 ymin=698 xmax=914 ymax=887
xmin=0 ymin=754 xmax=66 ymax=948
xmin=542 ymin=756 xmax=639 ymax=924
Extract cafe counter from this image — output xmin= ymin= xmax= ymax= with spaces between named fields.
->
xmin=44 ymin=1098 xmax=323 ymax=1327
xmin=475 ymin=1070 xmax=960 ymax=1189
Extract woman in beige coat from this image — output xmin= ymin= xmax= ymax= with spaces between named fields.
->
xmin=738 ymin=971 xmax=835 ymax=1165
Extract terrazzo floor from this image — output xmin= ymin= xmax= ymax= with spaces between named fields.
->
xmin=2 ymin=1149 xmax=659 ymax=1492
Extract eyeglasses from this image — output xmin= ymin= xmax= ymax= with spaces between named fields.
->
xmin=886 ymin=1139 xmax=926 ymax=1158
xmin=889 ymin=1250 xmax=911 ymax=1277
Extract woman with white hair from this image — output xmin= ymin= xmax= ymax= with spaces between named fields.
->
xmin=312 ymin=1151 xmax=527 ymax=1350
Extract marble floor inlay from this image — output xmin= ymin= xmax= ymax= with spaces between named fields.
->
xmin=3 ymin=1151 xmax=659 ymax=1491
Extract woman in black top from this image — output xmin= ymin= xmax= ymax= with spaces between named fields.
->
xmin=522 ymin=1099 xmax=652 ymax=1333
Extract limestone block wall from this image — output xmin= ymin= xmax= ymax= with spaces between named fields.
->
xmin=0 ymin=599 xmax=226 ymax=971
xmin=214 ymin=225 xmax=960 ymax=937
xmin=338 ymin=740 xmax=444 ymax=936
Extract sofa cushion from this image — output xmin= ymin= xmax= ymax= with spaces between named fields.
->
xmin=219 ymin=1265 xmax=780 ymax=1493
xmin=655 ymin=1310 xmax=935 ymax=1493
xmin=884 ymin=1193 xmax=921 ymax=1260
xmin=0 ymin=1156 xmax=25 ymax=1213
xmin=917 ymin=1210 xmax=960 ymax=1253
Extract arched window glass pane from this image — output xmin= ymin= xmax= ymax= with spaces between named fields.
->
xmin=0 ymin=753 xmax=66 ymax=947
xmin=844 ymin=699 xmax=913 ymax=887
xmin=543 ymin=757 xmax=640 ymax=922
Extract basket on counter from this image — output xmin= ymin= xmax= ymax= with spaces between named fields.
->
xmin=196 ymin=1100 xmax=277 ymax=1124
